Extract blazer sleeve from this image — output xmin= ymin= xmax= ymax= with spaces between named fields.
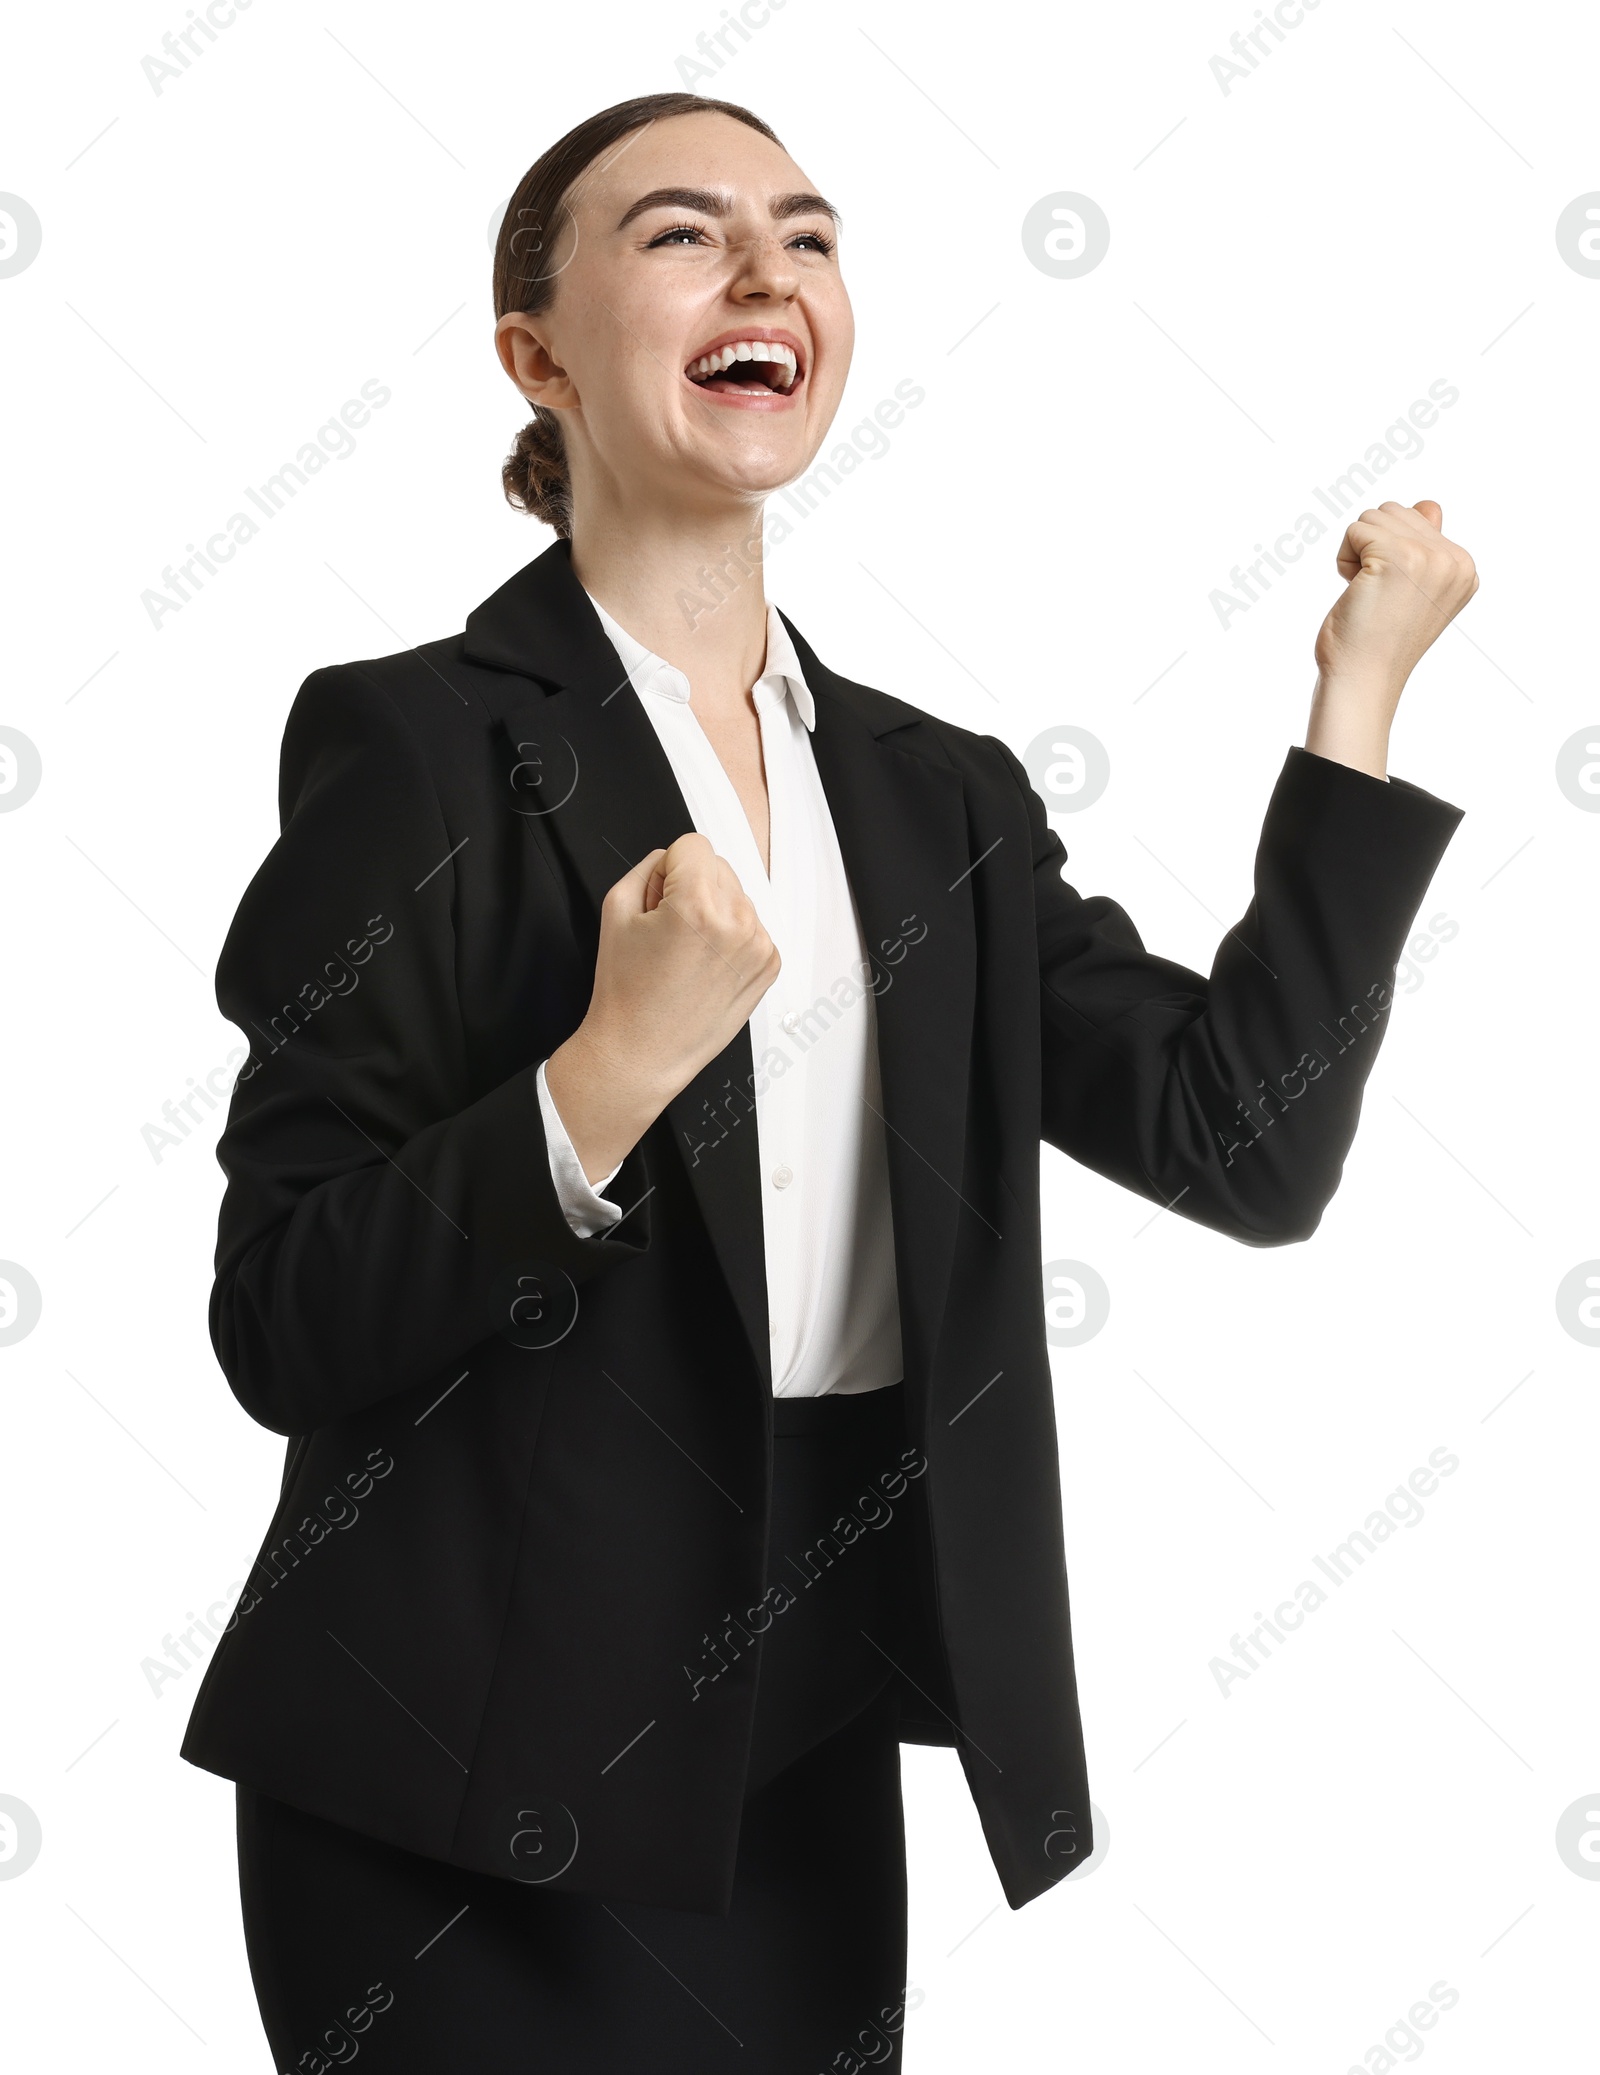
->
xmin=990 ymin=738 xmax=1465 ymax=1245
xmin=209 ymin=663 xmax=649 ymax=1437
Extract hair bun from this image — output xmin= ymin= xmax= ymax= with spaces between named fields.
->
xmin=502 ymin=408 xmax=573 ymax=538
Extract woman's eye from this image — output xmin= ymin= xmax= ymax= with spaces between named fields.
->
xmin=647 ymin=222 xmax=835 ymax=254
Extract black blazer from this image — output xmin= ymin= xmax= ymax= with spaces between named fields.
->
xmin=180 ymin=537 xmax=1463 ymax=1912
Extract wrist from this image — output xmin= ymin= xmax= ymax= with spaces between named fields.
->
xmin=546 ymin=1019 xmax=668 ymax=1159
xmin=1305 ymin=674 xmax=1394 ymax=781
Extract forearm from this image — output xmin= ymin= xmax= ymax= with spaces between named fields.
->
xmin=1013 ymin=743 xmax=1464 ymax=1243
xmin=543 ymin=1020 xmax=673 ymax=1184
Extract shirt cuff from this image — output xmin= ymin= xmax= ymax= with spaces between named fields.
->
xmin=535 ymin=1058 xmax=625 ymax=1240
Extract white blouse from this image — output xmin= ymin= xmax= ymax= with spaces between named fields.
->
xmin=534 ymin=592 xmax=903 ymax=1400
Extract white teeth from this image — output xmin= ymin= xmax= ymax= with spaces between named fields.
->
xmin=687 ymin=340 xmax=801 ymax=389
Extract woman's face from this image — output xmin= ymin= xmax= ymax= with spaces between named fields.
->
xmin=496 ymin=111 xmax=854 ymax=525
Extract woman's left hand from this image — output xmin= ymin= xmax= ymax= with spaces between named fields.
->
xmin=1305 ymin=498 xmax=1478 ymax=779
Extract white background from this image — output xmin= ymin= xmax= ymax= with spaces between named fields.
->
xmin=2 ymin=0 xmax=1596 ymax=2067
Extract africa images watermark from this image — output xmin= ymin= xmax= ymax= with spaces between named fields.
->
xmin=140 ymin=1444 xmax=397 ymax=1699
xmin=1212 ymin=980 xmax=1392 ymax=1171
xmin=1209 ymin=379 xmax=1460 ymax=631
xmin=1209 ymin=928 xmax=1457 ymax=1169
xmin=681 ymin=916 xmax=928 ymax=1168
xmin=140 ymin=0 xmax=256 ymax=94
xmin=139 ymin=1579 xmax=249 ymax=1699
xmin=281 ymin=1978 xmax=397 ymax=2075
xmin=1210 ymin=0 xmax=1326 ymax=96
xmin=675 ymin=380 xmax=926 ymax=632
xmin=674 ymin=0 xmax=789 ymax=87
xmin=140 ymin=913 xmax=395 ymax=1162
xmin=232 ymin=909 xmax=396 ymax=1082
xmin=681 ymin=1441 xmax=929 ymax=1702
xmin=140 ymin=379 xmax=391 ymax=631
xmin=1209 ymin=1446 xmax=1460 ymax=1698
xmin=140 ymin=1047 xmax=250 ymax=1164
xmin=1340 ymin=1980 xmax=1460 ymax=2075
xmin=817 ymin=1981 xmax=928 ymax=2073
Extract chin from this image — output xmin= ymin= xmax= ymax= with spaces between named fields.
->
xmin=690 ymin=442 xmax=818 ymax=503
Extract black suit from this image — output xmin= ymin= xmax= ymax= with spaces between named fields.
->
xmin=181 ymin=537 xmax=1463 ymax=1915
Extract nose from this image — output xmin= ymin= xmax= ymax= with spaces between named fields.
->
xmin=727 ymin=232 xmax=801 ymax=303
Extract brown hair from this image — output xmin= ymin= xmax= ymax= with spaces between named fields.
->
xmin=494 ymin=92 xmax=784 ymax=539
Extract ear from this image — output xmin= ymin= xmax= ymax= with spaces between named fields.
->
xmin=494 ymin=312 xmax=579 ymax=410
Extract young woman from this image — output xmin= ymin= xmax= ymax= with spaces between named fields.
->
xmin=182 ymin=90 xmax=1474 ymax=2074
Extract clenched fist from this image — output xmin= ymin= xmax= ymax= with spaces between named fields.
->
xmin=543 ymin=833 xmax=780 ymax=1184
xmin=1306 ymin=499 xmax=1478 ymax=780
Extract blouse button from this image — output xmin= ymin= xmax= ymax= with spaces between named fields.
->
xmin=781 ymin=1010 xmax=800 ymax=1035
xmin=771 ymin=1164 xmax=794 ymax=1190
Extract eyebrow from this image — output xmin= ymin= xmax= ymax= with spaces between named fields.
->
xmin=614 ymin=186 xmax=842 ymax=232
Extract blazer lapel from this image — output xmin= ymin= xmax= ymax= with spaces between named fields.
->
xmin=460 ymin=541 xmax=977 ymax=1408
xmin=464 ymin=542 xmax=771 ymax=1389
xmin=786 ymin=621 xmax=979 ymax=1406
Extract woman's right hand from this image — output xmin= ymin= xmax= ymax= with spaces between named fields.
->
xmin=543 ymin=833 xmax=780 ymax=1183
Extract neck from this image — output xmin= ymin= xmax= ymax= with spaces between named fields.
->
xmin=568 ymin=497 xmax=771 ymax=710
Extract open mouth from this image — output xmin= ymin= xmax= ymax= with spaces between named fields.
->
xmin=685 ymin=337 xmax=804 ymax=396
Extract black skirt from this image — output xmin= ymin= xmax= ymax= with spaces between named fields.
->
xmin=237 ymin=1385 xmax=919 ymax=2074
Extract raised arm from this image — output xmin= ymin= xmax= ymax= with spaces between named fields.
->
xmin=993 ymin=735 xmax=1464 ymax=1244
xmin=993 ymin=491 xmax=1476 ymax=1243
